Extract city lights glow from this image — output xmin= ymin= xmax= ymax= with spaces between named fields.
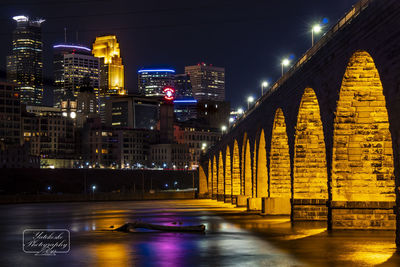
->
xmin=53 ymin=44 xmax=91 ymax=52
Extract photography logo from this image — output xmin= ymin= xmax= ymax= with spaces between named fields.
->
xmin=23 ymin=229 xmax=70 ymax=256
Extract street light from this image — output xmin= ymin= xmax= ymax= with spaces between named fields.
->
xmin=261 ymin=81 xmax=269 ymax=96
xmin=221 ymin=125 xmax=227 ymax=134
xmin=92 ymin=185 xmax=96 ymax=194
xmin=229 ymin=117 xmax=235 ymax=123
xmin=247 ymin=96 xmax=254 ymax=109
xmin=237 ymin=108 xmax=244 ymax=115
xmin=312 ymin=24 xmax=322 ymax=46
xmin=281 ymin=58 xmax=290 ymax=76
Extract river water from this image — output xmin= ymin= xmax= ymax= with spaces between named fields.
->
xmin=0 ymin=199 xmax=398 ymax=266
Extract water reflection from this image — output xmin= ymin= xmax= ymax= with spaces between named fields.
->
xmin=89 ymin=242 xmax=133 ymax=267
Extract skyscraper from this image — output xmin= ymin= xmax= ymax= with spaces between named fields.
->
xmin=7 ymin=15 xmax=45 ymax=106
xmin=137 ymin=69 xmax=175 ymax=97
xmin=185 ymin=63 xmax=225 ymax=101
xmin=92 ymin=35 xmax=125 ymax=96
xmin=53 ymin=44 xmax=100 ymax=107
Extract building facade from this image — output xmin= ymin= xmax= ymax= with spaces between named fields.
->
xmin=22 ymin=110 xmax=76 ymax=159
xmin=174 ymin=123 xmax=221 ymax=168
xmin=53 ymin=44 xmax=100 ymax=107
xmin=149 ymin=143 xmax=190 ymax=169
xmin=0 ymin=82 xmax=21 ymax=146
xmin=104 ymin=95 xmax=161 ymax=130
xmin=185 ymin=63 xmax=225 ymax=101
xmin=7 ymin=15 xmax=45 ymax=106
xmin=174 ymin=73 xmax=192 ymax=98
xmin=92 ymin=35 xmax=125 ymax=96
xmin=138 ymin=69 xmax=175 ymax=97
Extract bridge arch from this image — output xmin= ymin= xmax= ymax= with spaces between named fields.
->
xmin=232 ymin=140 xmax=241 ymax=196
xmin=242 ymin=137 xmax=252 ymax=196
xmin=332 ymin=50 xmax=395 ymax=202
xmin=293 ymin=87 xmax=328 ymax=200
xmin=256 ymin=129 xmax=268 ymax=198
xmin=212 ymin=155 xmax=217 ymax=198
xmin=218 ymin=151 xmax=224 ymax=199
xmin=225 ymin=146 xmax=232 ymax=198
xmin=269 ymin=108 xmax=291 ymax=198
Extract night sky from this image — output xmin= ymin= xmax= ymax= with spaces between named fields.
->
xmin=0 ymin=0 xmax=358 ymax=107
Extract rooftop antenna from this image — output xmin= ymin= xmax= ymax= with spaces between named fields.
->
xmin=64 ymin=27 xmax=67 ymax=43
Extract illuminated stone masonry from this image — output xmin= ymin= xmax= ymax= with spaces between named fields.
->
xmin=217 ymin=151 xmax=224 ymax=201
xmin=293 ymin=88 xmax=328 ymax=221
xmin=224 ymin=147 xmax=232 ymax=203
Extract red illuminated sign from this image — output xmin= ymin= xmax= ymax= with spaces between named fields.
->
xmin=163 ymin=87 xmax=175 ymax=101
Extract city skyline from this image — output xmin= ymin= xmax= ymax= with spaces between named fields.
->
xmin=0 ymin=0 xmax=358 ymax=107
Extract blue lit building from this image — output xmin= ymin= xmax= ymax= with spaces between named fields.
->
xmin=173 ymin=98 xmax=198 ymax=122
xmin=137 ymin=69 xmax=175 ymax=97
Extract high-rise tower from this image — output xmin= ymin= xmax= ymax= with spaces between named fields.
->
xmin=7 ymin=15 xmax=45 ymax=106
xmin=185 ymin=63 xmax=225 ymax=101
xmin=92 ymin=35 xmax=125 ymax=96
xmin=53 ymin=44 xmax=100 ymax=107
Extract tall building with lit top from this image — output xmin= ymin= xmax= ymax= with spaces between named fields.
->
xmin=185 ymin=63 xmax=225 ymax=101
xmin=7 ymin=15 xmax=45 ymax=106
xmin=138 ymin=69 xmax=175 ymax=97
xmin=53 ymin=44 xmax=100 ymax=107
xmin=92 ymin=35 xmax=125 ymax=96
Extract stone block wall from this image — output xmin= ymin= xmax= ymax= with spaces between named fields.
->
xmin=331 ymin=201 xmax=396 ymax=229
xmin=292 ymin=199 xmax=328 ymax=221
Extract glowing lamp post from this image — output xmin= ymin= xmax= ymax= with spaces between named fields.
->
xmin=247 ymin=96 xmax=254 ymax=109
xmin=221 ymin=125 xmax=227 ymax=134
xmin=312 ymin=24 xmax=322 ymax=46
xmin=261 ymin=81 xmax=269 ymax=96
xmin=281 ymin=58 xmax=290 ymax=76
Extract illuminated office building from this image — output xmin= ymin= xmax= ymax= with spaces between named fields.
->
xmin=53 ymin=44 xmax=99 ymax=107
xmin=92 ymin=35 xmax=125 ymax=96
xmin=185 ymin=63 xmax=225 ymax=101
xmin=174 ymin=74 xmax=192 ymax=98
xmin=7 ymin=15 xmax=45 ymax=106
xmin=138 ymin=69 xmax=175 ymax=97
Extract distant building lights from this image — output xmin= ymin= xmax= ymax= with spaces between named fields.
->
xmin=138 ymin=69 xmax=175 ymax=73
xmin=13 ymin=15 xmax=28 ymax=22
xmin=53 ymin=44 xmax=91 ymax=52
xmin=173 ymin=100 xmax=198 ymax=104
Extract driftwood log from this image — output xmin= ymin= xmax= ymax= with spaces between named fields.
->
xmin=115 ymin=221 xmax=206 ymax=233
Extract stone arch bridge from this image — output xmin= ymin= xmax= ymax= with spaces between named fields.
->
xmin=199 ymin=0 xmax=400 ymax=246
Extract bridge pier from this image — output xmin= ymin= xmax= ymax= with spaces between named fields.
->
xmin=330 ymin=201 xmax=396 ymax=230
xmin=292 ymin=199 xmax=328 ymax=221
xmin=236 ymin=195 xmax=248 ymax=207
xmin=261 ymin=197 xmax=291 ymax=215
xmin=224 ymin=195 xmax=232 ymax=203
xmin=247 ymin=198 xmax=262 ymax=211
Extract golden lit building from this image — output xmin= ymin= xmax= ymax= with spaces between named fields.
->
xmin=92 ymin=35 xmax=125 ymax=95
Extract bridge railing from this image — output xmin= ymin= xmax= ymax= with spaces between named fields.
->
xmin=230 ymin=0 xmax=373 ymax=131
